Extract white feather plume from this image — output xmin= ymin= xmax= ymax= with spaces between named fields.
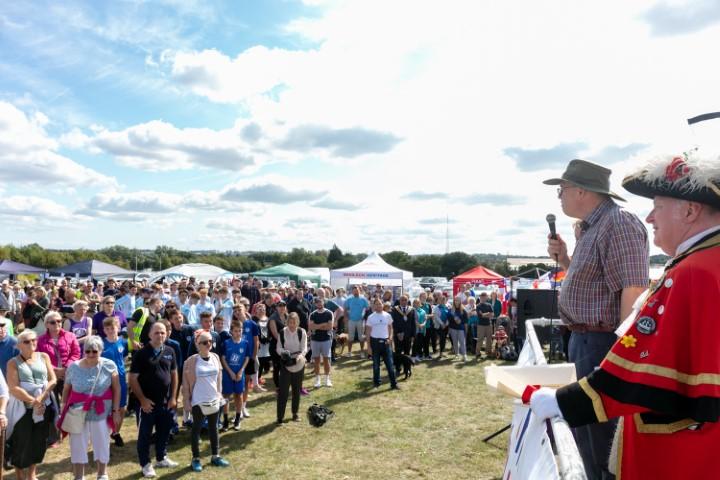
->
xmin=628 ymin=149 xmax=720 ymax=193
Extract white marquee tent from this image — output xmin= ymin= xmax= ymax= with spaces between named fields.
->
xmin=330 ymin=252 xmax=413 ymax=290
xmin=149 ymin=263 xmax=233 ymax=283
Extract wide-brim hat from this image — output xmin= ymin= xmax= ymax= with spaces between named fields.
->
xmin=543 ymin=159 xmax=626 ymax=201
xmin=622 ymin=150 xmax=720 ymax=209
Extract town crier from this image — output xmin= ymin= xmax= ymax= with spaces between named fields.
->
xmin=528 ymin=150 xmax=720 ymax=480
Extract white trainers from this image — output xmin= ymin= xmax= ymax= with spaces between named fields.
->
xmin=242 ymin=407 xmax=251 ymax=418
xmin=325 ymin=376 xmax=333 ymax=387
xmin=253 ymin=384 xmax=267 ymax=393
xmin=142 ymin=463 xmax=157 ymax=478
xmin=97 ymin=475 xmax=109 ymax=480
xmin=314 ymin=376 xmax=322 ymax=388
xmin=154 ymin=456 xmax=179 ymax=468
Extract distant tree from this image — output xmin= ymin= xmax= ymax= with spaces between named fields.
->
xmin=440 ymin=252 xmax=476 ymax=278
xmin=381 ymin=251 xmax=412 ymax=271
xmin=327 ymin=244 xmax=343 ymax=265
xmin=649 ymin=254 xmax=670 ymax=264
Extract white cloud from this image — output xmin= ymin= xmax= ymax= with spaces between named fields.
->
xmin=310 ymin=198 xmax=361 ymax=211
xmin=75 ymin=116 xmax=400 ymax=172
xmin=0 ymin=195 xmax=80 ymax=230
xmin=169 ymin=46 xmax=316 ymax=103
xmin=77 ymin=190 xmax=243 ymax=221
xmin=89 ymin=120 xmax=257 ymax=172
xmin=0 ymin=101 xmax=117 ymax=189
xmin=220 ymin=180 xmax=326 ymax=204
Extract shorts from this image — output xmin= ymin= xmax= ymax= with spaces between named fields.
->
xmin=222 ymin=370 xmax=246 ymax=395
xmin=347 ymin=320 xmax=365 ymax=342
xmin=311 ymin=339 xmax=332 ymax=359
xmin=119 ymin=376 xmax=128 ymax=408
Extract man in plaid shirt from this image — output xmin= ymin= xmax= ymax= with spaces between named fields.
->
xmin=544 ymin=159 xmax=649 ymax=480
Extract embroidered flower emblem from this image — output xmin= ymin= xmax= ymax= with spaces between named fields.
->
xmin=620 ymin=335 xmax=637 ymax=348
xmin=664 ymin=157 xmax=691 ymax=183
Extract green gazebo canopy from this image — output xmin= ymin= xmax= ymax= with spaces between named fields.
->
xmin=252 ymin=263 xmax=322 ymax=286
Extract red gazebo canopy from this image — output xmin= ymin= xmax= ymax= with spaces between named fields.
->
xmin=452 ymin=265 xmax=506 ymax=296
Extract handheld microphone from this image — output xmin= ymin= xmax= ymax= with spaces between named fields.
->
xmin=546 ymin=214 xmax=557 ymax=240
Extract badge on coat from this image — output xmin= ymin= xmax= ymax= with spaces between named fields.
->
xmin=620 ymin=335 xmax=637 ymax=348
xmin=636 ymin=317 xmax=657 ymax=335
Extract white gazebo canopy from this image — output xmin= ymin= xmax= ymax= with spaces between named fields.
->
xmin=330 ymin=252 xmax=413 ymax=289
xmin=149 ymin=263 xmax=233 ymax=283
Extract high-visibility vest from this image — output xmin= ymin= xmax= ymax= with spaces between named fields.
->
xmin=129 ymin=307 xmax=149 ymax=352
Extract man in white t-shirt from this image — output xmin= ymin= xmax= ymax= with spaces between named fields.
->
xmin=365 ymin=298 xmax=399 ymax=390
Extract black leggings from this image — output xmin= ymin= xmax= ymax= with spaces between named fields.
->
xmin=191 ymin=405 xmax=219 ymax=458
xmin=259 ymin=357 xmax=272 ymax=376
xmin=437 ymin=327 xmax=448 ymax=354
xmin=277 ymin=366 xmax=304 ymax=421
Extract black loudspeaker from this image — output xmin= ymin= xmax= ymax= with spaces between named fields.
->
xmin=516 ymin=289 xmax=559 ymax=344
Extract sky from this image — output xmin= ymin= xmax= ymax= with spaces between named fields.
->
xmin=2 ymin=0 xmax=720 ymax=257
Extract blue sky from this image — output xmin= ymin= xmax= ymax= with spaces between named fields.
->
xmin=1 ymin=0 xmax=720 ymax=256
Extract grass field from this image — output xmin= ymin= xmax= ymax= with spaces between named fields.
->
xmin=32 ymin=354 xmax=514 ymax=480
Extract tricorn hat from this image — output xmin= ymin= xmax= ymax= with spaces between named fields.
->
xmin=543 ymin=159 xmax=626 ymax=201
xmin=622 ymin=150 xmax=720 ymax=209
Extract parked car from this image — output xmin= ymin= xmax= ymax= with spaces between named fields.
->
xmin=417 ymin=276 xmax=447 ymax=290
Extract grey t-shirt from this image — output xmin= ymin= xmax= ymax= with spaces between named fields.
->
xmin=66 ymin=358 xmax=117 ymax=422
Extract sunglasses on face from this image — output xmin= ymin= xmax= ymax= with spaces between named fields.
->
xmin=104 ymin=302 xmax=115 ymax=305
xmin=199 ymin=340 xmax=211 ymax=346
xmin=85 ymin=350 xmax=99 ymax=354
xmin=23 ymin=339 xmax=37 ymax=344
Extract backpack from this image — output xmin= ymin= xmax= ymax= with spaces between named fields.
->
xmin=307 ymin=403 xmax=334 ymax=427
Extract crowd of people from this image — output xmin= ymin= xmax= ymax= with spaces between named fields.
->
xmin=0 ymin=274 xmax=516 ymax=479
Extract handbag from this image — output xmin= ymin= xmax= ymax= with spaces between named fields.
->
xmin=199 ymin=397 xmax=223 ymax=416
xmin=61 ymin=363 xmax=102 ymax=434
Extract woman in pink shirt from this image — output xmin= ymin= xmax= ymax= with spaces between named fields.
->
xmin=37 ymin=311 xmax=80 ymax=406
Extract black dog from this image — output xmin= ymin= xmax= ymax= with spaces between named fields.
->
xmin=393 ymin=352 xmax=413 ymax=379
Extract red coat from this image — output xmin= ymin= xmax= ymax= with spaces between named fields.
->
xmin=556 ymin=231 xmax=720 ymax=479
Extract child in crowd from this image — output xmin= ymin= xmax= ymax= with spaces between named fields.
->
xmin=101 ymin=316 xmax=128 ymax=447
xmin=221 ymin=321 xmax=250 ymax=431
xmin=493 ymin=325 xmax=509 ymax=358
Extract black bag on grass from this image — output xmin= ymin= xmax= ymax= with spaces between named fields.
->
xmin=307 ymin=403 xmax=334 ymax=427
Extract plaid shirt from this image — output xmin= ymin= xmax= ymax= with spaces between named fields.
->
xmin=559 ymin=199 xmax=649 ymax=329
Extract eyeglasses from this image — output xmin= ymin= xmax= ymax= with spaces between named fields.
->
xmin=556 ymin=185 xmax=578 ymax=198
xmin=104 ymin=302 xmax=115 ymax=305
xmin=165 ymin=305 xmax=176 ymax=309
xmin=199 ymin=340 xmax=211 ymax=346
xmin=22 ymin=339 xmax=37 ymax=344
xmin=85 ymin=350 xmax=99 ymax=354
xmin=46 ymin=321 xmax=58 ymax=326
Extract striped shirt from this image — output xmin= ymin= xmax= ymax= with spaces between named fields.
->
xmin=559 ymin=199 xmax=649 ymax=329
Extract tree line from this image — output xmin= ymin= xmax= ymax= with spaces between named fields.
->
xmin=0 ymin=243 xmax=669 ymax=280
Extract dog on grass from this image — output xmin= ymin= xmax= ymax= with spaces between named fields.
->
xmin=335 ymin=333 xmax=349 ymax=355
xmin=393 ymin=352 xmax=413 ymax=379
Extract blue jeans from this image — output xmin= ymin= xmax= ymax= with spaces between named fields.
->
xmin=569 ymin=331 xmax=618 ymax=480
xmin=137 ymin=404 xmax=174 ymax=467
xmin=370 ymin=337 xmax=397 ymax=387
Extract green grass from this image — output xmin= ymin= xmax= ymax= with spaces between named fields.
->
xmin=37 ymin=354 xmax=513 ymax=480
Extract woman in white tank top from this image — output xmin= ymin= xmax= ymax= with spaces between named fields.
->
xmin=182 ymin=331 xmax=230 ymax=472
